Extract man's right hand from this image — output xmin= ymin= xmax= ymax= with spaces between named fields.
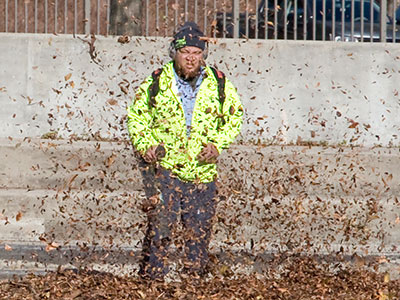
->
xmin=143 ymin=144 xmax=165 ymax=163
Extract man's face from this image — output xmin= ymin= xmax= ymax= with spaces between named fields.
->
xmin=174 ymin=46 xmax=204 ymax=79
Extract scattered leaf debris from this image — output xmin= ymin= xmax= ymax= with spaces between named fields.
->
xmin=1 ymin=256 xmax=399 ymax=299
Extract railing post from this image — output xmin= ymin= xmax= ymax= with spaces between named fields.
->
xmin=109 ymin=0 xmax=142 ymax=36
xmin=5 ymin=0 xmax=8 ymax=32
xmin=85 ymin=0 xmax=91 ymax=34
xmin=232 ymin=0 xmax=240 ymax=38
xmin=380 ymin=0 xmax=387 ymax=42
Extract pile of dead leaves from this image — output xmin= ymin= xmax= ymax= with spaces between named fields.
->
xmin=0 ymin=256 xmax=399 ymax=300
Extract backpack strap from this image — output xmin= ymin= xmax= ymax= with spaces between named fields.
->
xmin=210 ymin=67 xmax=227 ymax=127
xmin=148 ymin=68 xmax=163 ymax=108
xmin=210 ymin=66 xmax=226 ymax=108
xmin=148 ymin=66 xmax=226 ymax=110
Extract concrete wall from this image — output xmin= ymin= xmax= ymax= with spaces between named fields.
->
xmin=1 ymin=33 xmax=400 ymax=146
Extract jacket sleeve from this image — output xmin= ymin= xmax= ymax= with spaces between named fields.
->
xmin=126 ymin=76 xmax=158 ymax=155
xmin=210 ymin=78 xmax=244 ymax=153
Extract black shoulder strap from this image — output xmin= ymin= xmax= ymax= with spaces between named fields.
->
xmin=148 ymin=67 xmax=226 ymax=109
xmin=148 ymin=68 xmax=163 ymax=108
xmin=210 ymin=66 xmax=226 ymax=108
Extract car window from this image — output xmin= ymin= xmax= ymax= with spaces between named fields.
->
xmin=258 ymin=0 xmax=279 ymax=16
xmin=285 ymin=0 xmax=305 ymax=19
xmin=314 ymin=0 xmax=380 ymax=22
xmin=350 ymin=0 xmax=380 ymax=22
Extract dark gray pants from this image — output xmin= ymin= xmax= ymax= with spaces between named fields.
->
xmin=139 ymin=167 xmax=216 ymax=279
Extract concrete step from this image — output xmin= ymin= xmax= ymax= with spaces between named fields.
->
xmin=1 ymin=188 xmax=399 ymax=256
xmin=0 ymin=242 xmax=140 ymax=279
xmin=0 ymin=138 xmax=143 ymax=191
xmin=0 ymin=189 xmax=145 ymax=246
xmin=1 ymin=138 xmax=399 ymax=195
xmin=1 ymin=243 xmax=400 ymax=280
xmin=218 ymin=144 xmax=400 ymax=197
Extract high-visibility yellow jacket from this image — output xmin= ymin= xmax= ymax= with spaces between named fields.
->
xmin=127 ymin=61 xmax=243 ymax=183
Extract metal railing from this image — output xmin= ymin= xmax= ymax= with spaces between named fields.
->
xmin=1 ymin=0 xmax=110 ymax=35
xmin=212 ymin=0 xmax=400 ymax=42
xmin=1 ymin=0 xmax=399 ymax=42
xmin=143 ymin=0 xmax=234 ymax=38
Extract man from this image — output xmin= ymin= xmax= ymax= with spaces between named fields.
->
xmin=127 ymin=21 xmax=243 ymax=280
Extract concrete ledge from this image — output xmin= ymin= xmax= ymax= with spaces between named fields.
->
xmin=1 ymin=242 xmax=400 ymax=280
xmin=0 ymin=138 xmax=142 ymax=191
xmin=2 ymin=138 xmax=399 ymax=193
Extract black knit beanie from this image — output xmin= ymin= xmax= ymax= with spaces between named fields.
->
xmin=172 ymin=22 xmax=206 ymax=51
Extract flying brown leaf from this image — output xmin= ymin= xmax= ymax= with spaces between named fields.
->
xmin=16 ymin=211 xmax=23 ymax=222
xmin=45 ymin=242 xmax=60 ymax=252
xmin=348 ymin=121 xmax=359 ymax=129
xmin=64 ymin=73 xmax=72 ymax=81
xmin=106 ymin=153 xmax=117 ymax=168
xmin=117 ymin=35 xmax=130 ymax=44
xmin=107 ymin=99 xmax=118 ymax=106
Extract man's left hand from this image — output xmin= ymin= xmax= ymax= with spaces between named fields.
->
xmin=197 ymin=143 xmax=219 ymax=164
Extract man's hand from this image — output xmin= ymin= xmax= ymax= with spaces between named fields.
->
xmin=197 ymin=143 xmax=219 ymax=164
xmin=143 ymin=144 xmax=165 ymax=163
